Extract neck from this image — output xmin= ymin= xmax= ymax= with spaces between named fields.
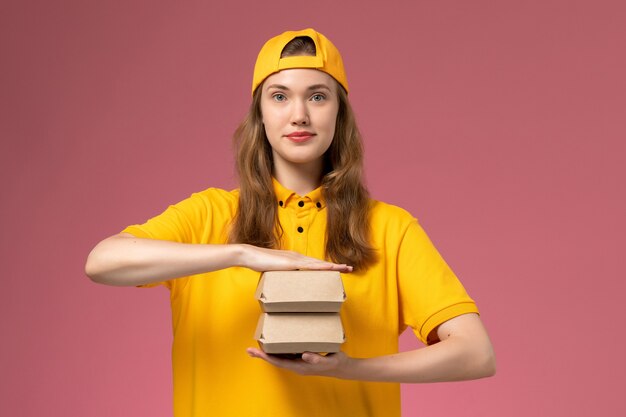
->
xmin=273 ymin=158 xmax=324 ymax=196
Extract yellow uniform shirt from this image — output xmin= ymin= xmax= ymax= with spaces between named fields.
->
xmin=122 ymin=179 xmax=478 ymax=417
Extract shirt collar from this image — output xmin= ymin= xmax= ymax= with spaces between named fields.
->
xmin=272 ymin=177 xmax=326 ymax=209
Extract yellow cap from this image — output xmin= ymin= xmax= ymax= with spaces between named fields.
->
xmin=251 ymin=28 xmax=349 ymax=96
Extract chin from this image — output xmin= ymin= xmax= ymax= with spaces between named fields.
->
xmin=282 ymin=153 xmax=325 ymax=165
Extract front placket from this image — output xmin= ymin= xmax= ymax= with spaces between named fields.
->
xmin=291 ymin=197 xmax=316 ymax=256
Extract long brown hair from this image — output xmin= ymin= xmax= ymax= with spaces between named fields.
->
xmin=229 ymin=37 xmax=376 ymax=270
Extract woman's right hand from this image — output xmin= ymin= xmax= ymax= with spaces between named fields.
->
xmin=237 ymin=244 xmax=353 ymax=273
xmin=86 ymin=234 xmax=352 ymax=287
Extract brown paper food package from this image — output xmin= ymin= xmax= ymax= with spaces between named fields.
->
xmin=256 ymin=271 xmax=346 ymax=313
xmin=254 ymin=312 xmax=345 ymax=354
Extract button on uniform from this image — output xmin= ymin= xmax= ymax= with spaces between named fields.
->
xmin=272 ymin=178 xmax=325 ymax=256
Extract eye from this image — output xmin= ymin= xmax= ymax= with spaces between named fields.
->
xmin=272 ymin=93 xmax=287 ymax=102
xmin=310 ymin=94 xmax=326 ymax=102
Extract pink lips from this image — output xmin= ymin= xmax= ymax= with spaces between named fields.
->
xmin=285 ymin=131 xmax=315 ymax=143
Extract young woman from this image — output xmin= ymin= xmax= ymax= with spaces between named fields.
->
xmin=86 ymin=28 xmax=496 ymax=417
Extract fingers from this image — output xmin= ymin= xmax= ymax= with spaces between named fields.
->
xmin=246 ymin=348 xmax=270 ymax=361
xmin=298 ymin=262 xmax=353 ymax=272
xmin=333 ymin=264 xmax=353 ymax=272
xmin=302 ymin=352 xmax=322 ymax=364
xmin=247 ymin=348 xmax=342 ymax=377
xmin=294 ymin=255 xmax=352 ymax=272
xmin=244 ymin=245 xmax=353 ymax=273
xmin=247 ymin=348 xmax=307 ymax=372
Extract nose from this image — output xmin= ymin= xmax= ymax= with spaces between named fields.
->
xmin=290 ymin=99 xmax=309 ymax=126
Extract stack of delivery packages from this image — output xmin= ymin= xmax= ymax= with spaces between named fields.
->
xmin=254 ymin=270 xmax=346 ymax=354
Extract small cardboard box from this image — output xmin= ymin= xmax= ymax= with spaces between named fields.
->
xmin=255 ymin=271 xmax=346 ymax=313
xmin=254 ymin=313 xmax=345 ymax=354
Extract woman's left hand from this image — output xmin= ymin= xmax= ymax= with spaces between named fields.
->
xmin=246 ymin=348 xmax=351 ymax=378
xmin=246 ymin=314 xmax=496 ymax=383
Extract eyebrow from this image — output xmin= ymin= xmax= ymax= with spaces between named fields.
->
xmin=265 ymin=83 xmax=332 ymax=92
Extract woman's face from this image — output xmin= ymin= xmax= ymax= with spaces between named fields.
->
xmin=260 ymin=68 xmax=339 ymax=171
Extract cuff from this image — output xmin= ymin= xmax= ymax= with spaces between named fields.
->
xmin=419 ymin=302 xmax=480 ymax=344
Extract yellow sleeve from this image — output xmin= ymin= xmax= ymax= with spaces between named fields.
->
xmin=122 ymin=192 xmax=213 ymax=244
xmin=396 ymin=219 xmax=479 ymax=344
xmin=120 ymin=188 xmax=236 ymax=289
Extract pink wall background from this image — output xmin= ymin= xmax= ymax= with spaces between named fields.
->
xmin=2 ymin=1 xmax=624 ymax=416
